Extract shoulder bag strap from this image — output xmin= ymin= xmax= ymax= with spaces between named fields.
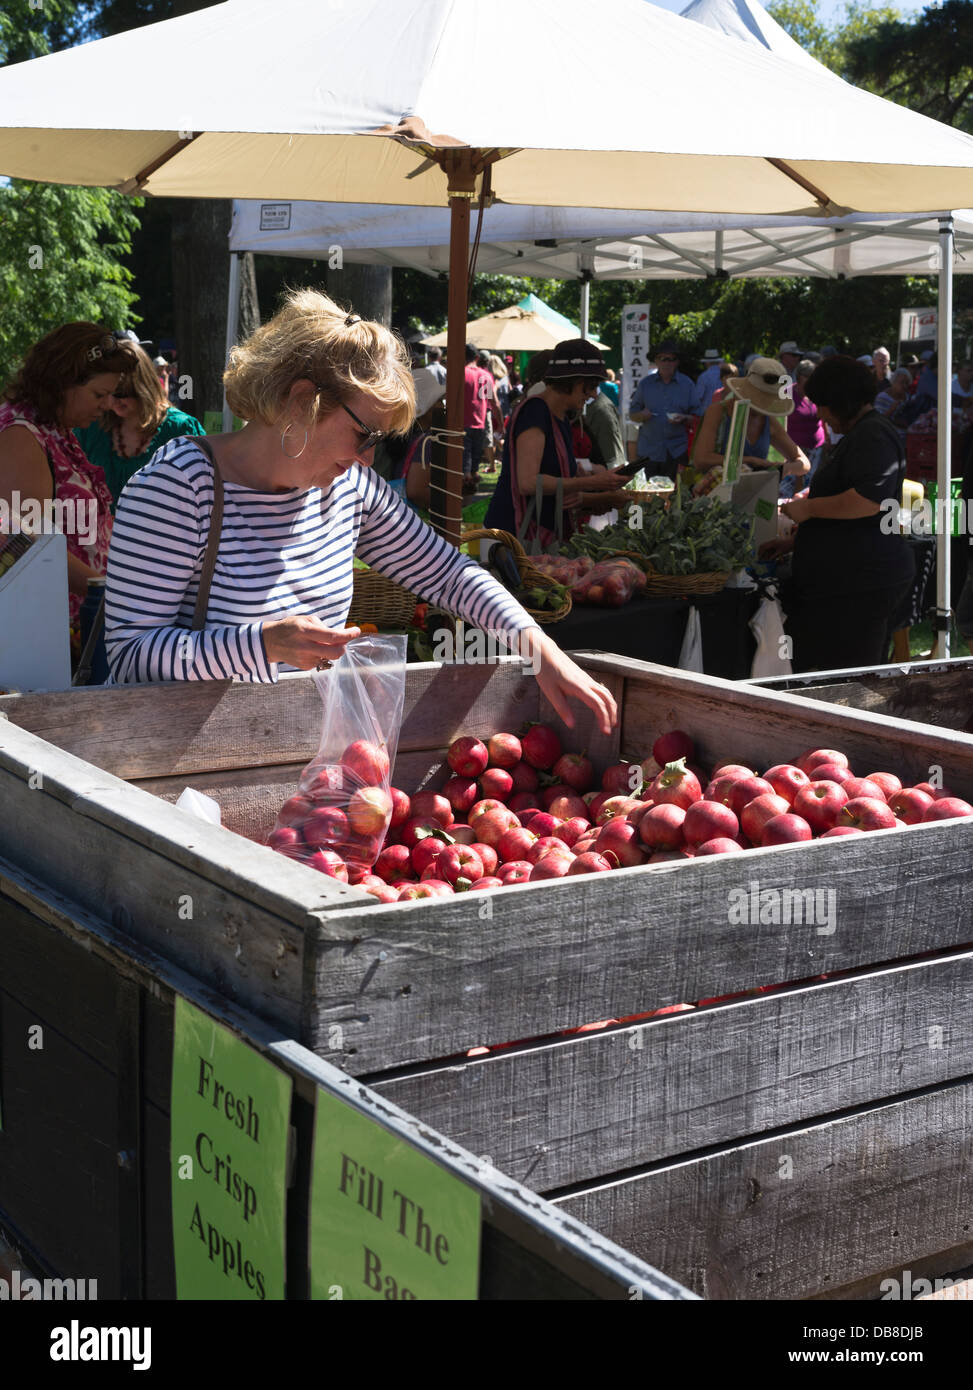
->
xmin=191 ymin=437 xmax=224 ymax=632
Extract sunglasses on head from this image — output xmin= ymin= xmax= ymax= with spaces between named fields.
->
xmin=656 ymin=354 xmax=678 ymax=363
xmin=86 ymin=330 xmax=137 ymax=363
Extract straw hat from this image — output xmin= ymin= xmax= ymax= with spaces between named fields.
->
xmin=726 ymin=357 xmax=795 ymax=416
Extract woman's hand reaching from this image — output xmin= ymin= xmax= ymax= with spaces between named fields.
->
xmin=262 ymin=615 xmax=361 ymax=668
xmin=519 ymin=627 xmax=618 ymax=735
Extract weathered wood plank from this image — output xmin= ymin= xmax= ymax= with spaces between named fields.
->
xmin=305 ymin=816 xmax=973 ymax=1074
xmin=369 ymin=952 xmax=973 ymax=1190
xmin=555 ymin=1081 xmax=973 ymax=1300
xmin=767 ymin=668 xmax=973 ymax=735
xmin=571 ymin=652 xmax=973 ymax=798
xmin=0 ymin=661 xmax=540 ymax=780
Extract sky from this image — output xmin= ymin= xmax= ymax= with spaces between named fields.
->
xmin=650 ymin=0 xmax=933 ymax=21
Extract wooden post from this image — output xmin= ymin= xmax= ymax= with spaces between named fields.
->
xmin=442 ymin=149 xmax=478 ymax=547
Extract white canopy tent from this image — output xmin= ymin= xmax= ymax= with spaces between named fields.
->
xmin=1 ymin=0 xmax=972 ymax=640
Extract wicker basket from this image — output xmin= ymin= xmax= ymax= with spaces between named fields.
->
xmin=347 ymin=566 xmax=419 ymax=629
xmin=463 ymin=527 xmax=572 ymax=624
xmin=638 ymin=561 xmax=730 ymax=597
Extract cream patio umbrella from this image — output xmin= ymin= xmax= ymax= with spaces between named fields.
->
xmin=423 ymin=306 xmax=609 ymax=354
xmin=3 ymin=0 xmax=973 ymax=543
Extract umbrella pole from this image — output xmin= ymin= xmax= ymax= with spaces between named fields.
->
xmin=442 ymin=151 xmax=477 ymax=547
xmin=935 ymin=215 xmax=953 ymax=658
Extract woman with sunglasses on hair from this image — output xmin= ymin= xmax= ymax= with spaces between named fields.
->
xmin=687 ymin=357 xmax=809 ymax=496
xmin=0 ymin=323 xmax=136 ymax=659
xmin=75 ymin=344 xmax=204 ymax=505
xmin=103 ymin=292 xmax=617 ymax=734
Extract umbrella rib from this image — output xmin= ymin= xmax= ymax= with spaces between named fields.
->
xmin=765 ymin=158 xmax=832 ymax=209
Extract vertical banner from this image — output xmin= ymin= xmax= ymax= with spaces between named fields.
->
xmin=722 ymin=399 xmax=751 ymax=485
xmin=310 ymin=1090 xmax=481 ymax=1301
xmin=170 ymin=996 xmax=291 ymax=1300
xmin=620 ymin=304 xmax=651 ymax=423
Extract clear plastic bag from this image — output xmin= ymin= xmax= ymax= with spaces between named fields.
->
xmin=268 ymin=635 xmax=408 ymax=883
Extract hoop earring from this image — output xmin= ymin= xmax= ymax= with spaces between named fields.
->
xmin=281 ymin=422 xmax=309 ymax=459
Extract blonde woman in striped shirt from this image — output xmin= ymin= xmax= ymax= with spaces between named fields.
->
xmin=105 ymin=290 xmax=616 ymax=734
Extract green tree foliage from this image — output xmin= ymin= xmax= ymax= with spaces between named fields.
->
xmin=842 ymin=0 xmax=973 ymax=132
xmin=0 ymin=0 xmax=141 ymax=387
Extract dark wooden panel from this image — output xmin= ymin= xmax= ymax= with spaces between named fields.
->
xmin=304 ymin=819 xmax=973 ymax=1073
xmin=370 ymin=952 xmax=973 ymax=1189
xmin=0 ymin=661 xmax=540 ymax=779
xmin=781 ymin=667 xmax=973 ymax=735
xmin=556 ymin=1081 xmax=973 ymax=1300
xmin=0 ymin=992 xmax=123 ymax=1297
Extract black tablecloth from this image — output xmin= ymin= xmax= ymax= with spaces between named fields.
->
xmin=548 ymin=587 xmax=761 ymax=678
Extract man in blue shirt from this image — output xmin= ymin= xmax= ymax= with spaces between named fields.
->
xmin=628 ymin=340 xmax=698 ymax=478
xmin=693 ymin=348 xmax=723 ymax=414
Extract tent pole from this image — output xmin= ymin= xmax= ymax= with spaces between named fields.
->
xmin=223 ymin=252 xmax=242 ymax=432
xmin=935 ymin=215 xmax=953 ymax=658
xmin=580 ymin=265 xmax=593 ymax=340
xmin=443 ymin=151 xmax=477 ymax=547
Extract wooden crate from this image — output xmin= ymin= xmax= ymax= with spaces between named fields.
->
xmin=751 ymin=657 xmax=973 ymax=735
xmin=2 ymin=655 xmax=972 ymax=1300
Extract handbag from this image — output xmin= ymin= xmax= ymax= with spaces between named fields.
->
xmin=515 ymin=474 xmax=566 ymax=556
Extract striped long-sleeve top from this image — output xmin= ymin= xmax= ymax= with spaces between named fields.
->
xmin=104 ymin=437 xmax=536 ymax=683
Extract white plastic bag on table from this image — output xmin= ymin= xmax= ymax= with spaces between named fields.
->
xmin=176 ymin=787 xmax=222 ymax=825
xmin=678 ymin=605 xmax=704 ymax=672
xmin=268 ymin=635 xmax=408 ymax=883
xmin=750 ymin=595 xmax=793 ymax=677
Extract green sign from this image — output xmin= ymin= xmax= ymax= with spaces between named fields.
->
xmin=310 ymin=1091 xmax=481 ymax=1301
xmin=722 ymin=398 xmax=751 ymax=485
xmin=170 ymin=996 xmax=291 ymax=1300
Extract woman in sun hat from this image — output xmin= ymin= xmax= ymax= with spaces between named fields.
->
xmin=484 ymin=338 xmax=629 ymax=546
xmin=686 ymin=356 xmax=810 ymax=496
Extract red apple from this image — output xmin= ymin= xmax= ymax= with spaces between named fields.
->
xmin=360 ymin=878 xmax=399 ymax=903
xmin=684 ymin=800 xmax=740 ymax=848
xmin=447 ymin=735 xmax=489 ymax=778
xmin=487 ymin=732 xmax=522 ymax=769
xmin=410 ymin=789 xmax=453 ymax=827
xmin=638 ymin=804 xmax=686 ymax=850
xmin=374 ymin=844 xmax=413 ymax=883
xmin=522 ymin=810 xmax=560 ymax=838
xmin=268 ymin=826 xmax=305 ymax=858
xmin=540 ymin=782 xmax=572 ymax=809
xmin=496 ymin=860 xmax=533 ymax=885
xmin=839 ymin=796 xmax=899 ymax=831
xmin=346 ymin=862 xmax=372 ymax=885
xmin=761 ymin=813 xmax=813 ymax=846
xmin=888 ymin=787 xmax=934 ymax=824
xmin=595 ymin=817 xmax=644 ymax=868
xmin=276 ymin=793 xmax=315 ymax=828
xmin=468 ymin=842 xmax=499 ymax=876
xmin=648 ymin=758 xmax=702 ymax=810
xmin=694 ymin=837 xmax=742 ymax=856
xmin=552 ymin=752 xmax=594 ymax=793
xmin=567 ymin=851 xmax=615 ymax=874
xmin=509 ymin=790 xmax=543 ymax=816
xmin=398 ymin=881 xmax=452 ymax=901
xmin=711 ymin=761 xmax=756 ymax=781
xmin=449 ymin=824 xmax=477 ymax=845
xmin=525 ymin=835 xmax=571 ymax=865
xmin=521 ymin=723 xmax=562 ymax=770
xmin=303 ymin=805 xmax=350 ymax=850
xmin=921 ymin=797 xmax=973 ymax=822
xmin=762 ymin=764 xmax=810 ymax=806
xmin=468 ymin=798 xmax=506 ymax=827
xmin=347 ymin=786 xmax=393 ymax=836
xmin=496 ymin=826 xmax=538 ymax=863
xmin=740 ymin=792 xmax=791 ymax=844
xmin=797 ymin=748 xmax=850 ymax=775
xmin=468 ymin=877 xmax=503 ymax=891
xmin=820 ymin=825 xmax=864 ymax=838
xmin=473 ymin=807 xmax=521 ymax=849
xmin=306 ymin=849 xmax=349 ymax=882
xmin=443 ymin=776 xmax=478 ymax=816
xmin=866 ymin=772 xmax=902 ymax=798
xmin=305 ymin=765 xmax=348 ymax=800
xmin=529 ymin=851 xmax=574 ymax=880
xmin=913 ymin=781 xmax=955 ymax=800
xmin=841 ymin=776 xmax=888 ymax=802
xmin=809 ymin=762 xmax=854 ymax=787
xmin=388 ymin=787 xmax=411 ymax=827
xmin=437 ymin=845 xmax=485 ymax=886
xmin=411 ymin=836 xmax=447 ymax=876
xmin=652 ymin=730 xmax=695 ymax=767
xmin=727 ymin=776 xmax=776 ymax=817
xmin=341 ymin=739 xmax=390 ymax=786
xmin=602 ymin=760 xmax=642 ymax=797
xmin=704 ymin=772 xmax=750 ymax=805
xmin=557 ymin=816 xmax=592 ymax=849
xmin=572 ymin=834 xmax=600 ymax=855
xmin=793 ymin=781 xmax=849 ymax=833
xmin=510 ymin=762 xmax=540 ymax=792
xmin=479 ymin=767 xmax=514 ymax=802
xmin=586 ymin=791 xmax=610 ymax=821
xmin=596 ymin=795 xmax=645 ymax=826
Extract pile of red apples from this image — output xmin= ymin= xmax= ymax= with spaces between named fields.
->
xmin=267 ymin=725 xmax=972 ymax=903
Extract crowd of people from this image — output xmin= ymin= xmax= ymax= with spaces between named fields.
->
xmin=2 ymin=306 xmax=972 ymax=686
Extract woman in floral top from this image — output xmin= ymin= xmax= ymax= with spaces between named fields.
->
xmin=0 ymin=323 xmax=137 ymax=656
